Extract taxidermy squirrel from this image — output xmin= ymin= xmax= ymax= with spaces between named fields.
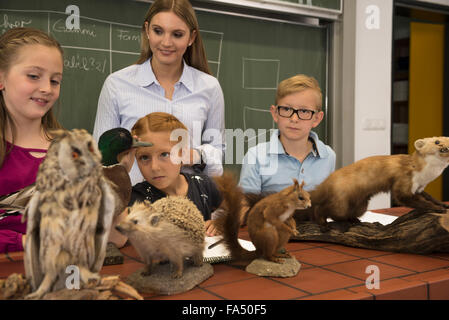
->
xmin=215 ymin=174 xmax=311 ymax=263
xmin=308 ymin=136 xmax=449 ymax=228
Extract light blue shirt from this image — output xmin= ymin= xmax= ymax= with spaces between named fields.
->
xmin=93 ymin=58 xmax=225 ymax=185
xmin=239 ymin=129 xmax=335 ymax=193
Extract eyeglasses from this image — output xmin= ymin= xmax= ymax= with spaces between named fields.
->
xmin=277 ymin=106 xmax=316 ymax=120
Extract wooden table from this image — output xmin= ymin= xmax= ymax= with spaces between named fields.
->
xmin=2 ymin=207 xmax=449 ymax=300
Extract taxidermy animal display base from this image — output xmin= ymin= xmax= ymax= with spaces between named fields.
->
xmin=293 ymin=209 xmax=449 ymax=254
xmin=0 ymin=274 xmax=143 ymax=300
xmin=126 ymin=261 xmax=213 ymax=295
xmin=245 ymin=257 xmax=301 ymax=277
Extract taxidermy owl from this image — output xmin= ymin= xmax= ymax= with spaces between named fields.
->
xmin=0 ymin=184 xmax=35 ymax=216
xmin=23 ymin=129 xmax=115 ymax=299
xmin=0 ymin=128 xmax=146 ymax=219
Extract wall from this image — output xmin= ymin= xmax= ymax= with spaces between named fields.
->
xmin=340 ymin=0 xmax=393 ymax=209
xmin=0 ymin=1 xmax=329 ymax=177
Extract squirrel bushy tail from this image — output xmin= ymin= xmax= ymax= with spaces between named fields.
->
xmin=214 ymin=172 xmax=258 ymax=261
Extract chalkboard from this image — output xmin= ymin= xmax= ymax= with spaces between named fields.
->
xmin=0 ymin=0 xmax=329 ymax=172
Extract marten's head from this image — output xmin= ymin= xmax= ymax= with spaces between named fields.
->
xmin=415 ymin=137 xmax=449 ymax=162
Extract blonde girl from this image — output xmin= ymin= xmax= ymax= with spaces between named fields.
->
xmin=0 ymin=27 xmax=64 ymax=253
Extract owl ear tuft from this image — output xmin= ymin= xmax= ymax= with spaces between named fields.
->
xmin=49 ymin=129 xmax=69 ymax=141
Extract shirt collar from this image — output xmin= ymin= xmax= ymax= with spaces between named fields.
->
xmin=309 ymin=131 xmax=331 ymax=158
xmin=309 ymin=133 xmax=320 ymax=157
xmin=268 ymin=129 xmax=329 ymax=158
xmin=268 ymin=129 xmax=285 ymax=155
xmin=136 ymin=58 xmax=193 ymax=93
xmin=136 ymin=58 xmax=156 ymax=87
xmin=178 ymin=61 xmax=194 ymax=92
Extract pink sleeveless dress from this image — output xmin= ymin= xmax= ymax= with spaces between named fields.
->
xmin=0 ymin=143 xmax=46 ymax=253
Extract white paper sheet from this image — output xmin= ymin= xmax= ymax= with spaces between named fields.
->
xmin=327 ymin=211 xmax=398 ymax=225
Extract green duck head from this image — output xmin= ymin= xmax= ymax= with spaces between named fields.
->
xmin=98 ymin=128 xmax=152 ymax=166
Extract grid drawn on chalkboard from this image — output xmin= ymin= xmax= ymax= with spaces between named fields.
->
xmin=242 ymin=57 xmax=280 ymax=90
xmin=0 ymin=8 xmax=224 ymax=78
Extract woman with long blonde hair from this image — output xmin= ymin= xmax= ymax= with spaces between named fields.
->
xmin=93 ymin=0 xmax=225 ymax=185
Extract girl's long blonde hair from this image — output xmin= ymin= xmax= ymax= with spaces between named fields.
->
xmin=0 ymin=27 xmax=64 ymax=168
xmin=136 ymin=0 xmax=211 ymax=75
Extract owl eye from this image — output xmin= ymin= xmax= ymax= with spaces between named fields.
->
xmin=72 ymin=147 xmax=81 ymax=159
xmin=87 ymin=142 xmax=94 ymax=153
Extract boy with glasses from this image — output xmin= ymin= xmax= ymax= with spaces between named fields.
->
xmin=239 ymin=74 xmax=336 ymax=194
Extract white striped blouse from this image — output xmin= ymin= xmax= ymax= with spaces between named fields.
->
xmin=93 ymin=58 xmax=225 ymax=185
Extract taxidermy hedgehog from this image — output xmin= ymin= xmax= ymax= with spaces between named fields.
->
xmin=115 ymin=196 xmax=205 ymax=278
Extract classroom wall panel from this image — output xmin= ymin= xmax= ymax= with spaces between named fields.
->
xmin=0 ymin=0 xmax=329 ymax=173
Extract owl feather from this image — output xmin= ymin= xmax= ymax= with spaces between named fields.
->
xmin=23 ymin=129 xmax=115 ymax=299
xmin=0 ymin=184 xmax=35 ymax=214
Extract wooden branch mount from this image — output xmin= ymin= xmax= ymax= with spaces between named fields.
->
xmin=292 ymin=209 xmax=449 ymax=254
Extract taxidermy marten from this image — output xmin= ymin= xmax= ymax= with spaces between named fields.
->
xmin=309 ymin=136 xmax=449 ymax=227
xmin=215 ymin=174 xmax=311 ymax=263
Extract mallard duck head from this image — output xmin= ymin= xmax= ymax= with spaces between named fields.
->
xmin=98 ymin=128 xmax=152 ymax=166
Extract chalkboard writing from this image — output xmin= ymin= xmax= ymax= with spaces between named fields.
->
xmin=0 ymin=0 xmax=329 ymax=172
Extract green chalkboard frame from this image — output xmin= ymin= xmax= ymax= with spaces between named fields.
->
xmin=0 ymin=0 xmax=332 ymax=174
